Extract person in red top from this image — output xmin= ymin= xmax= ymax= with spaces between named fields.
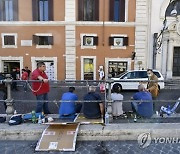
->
xmin=31 ymin=62 xmax=51 ymax=114
xmin=21 ymin=69 xmax=28 ymax=92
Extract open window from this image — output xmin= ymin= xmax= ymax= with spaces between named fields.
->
xmin=33 ymin=34 xmax=53 ymax=48
xmin=109 ymin=36 xmax=128 ymax=49
xmin=81 ymin=34 xmax=98 ymax=49
xmin=78 ymin=0 xmax=99 ymax=21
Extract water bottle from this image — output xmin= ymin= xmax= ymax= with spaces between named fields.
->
xmin=105 ymin=112 xmax=109 ymax=125
xmin=31 ymin=110 xmax=37 ymax=123
xmin=38 ymin=115 xmax=42 ymax=124
xmin=134 ymin=114 xmax=137 ymax=122
xmin=167 ymin=104 xmax=171 ymax=116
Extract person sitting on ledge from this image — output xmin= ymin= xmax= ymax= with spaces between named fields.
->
xmin=131 ymin=84 xmax=153 ymax=118
xmin=83 ymin=86 xmax=104 ymax=119
xmin=59 ymin=87 xmax=82 ymax=119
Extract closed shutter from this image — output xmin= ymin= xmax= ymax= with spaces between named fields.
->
xmin=119 ymin=0 xmax=125 ymax=22
xmin=93 ymin=36 xmax=98 ymax=46
xmin=13 ymin=0 xmax=18 ymax=21
xmin=0 ymin=0 xmax=3 ymax=21
xmin=109 ymin=37 xmax=114 ymax=46
xmin=94 ymin=0 xmax=99 ymax=21
xmin=123 ymin=37 xmax=128 ymax=46
xmin=48 ymin=36 xmax=53 ymax=45
xmin=33 ymin=35 xmax=39 ymax=45
xmin=48 ymin=0 xmax=53 ymax=21
xmin=78 ymin=0 xmax=84 ymax=21
xmin=109 ymin=0 xmax=114 ymax=21
xmin=32 ymin=0 xmax=39 ymax=21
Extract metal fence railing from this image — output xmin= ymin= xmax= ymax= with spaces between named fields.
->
xmin=0 ymin=75 xmax=180 ymax=123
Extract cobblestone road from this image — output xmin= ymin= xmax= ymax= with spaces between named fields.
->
xmin=0 ymin=140 xmax=180 ymax=154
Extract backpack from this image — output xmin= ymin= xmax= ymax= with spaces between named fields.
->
xmin=0 ymin=117 xmax=6 ymax=123
xmin=9 ymin=115 xmax=23 ymax=125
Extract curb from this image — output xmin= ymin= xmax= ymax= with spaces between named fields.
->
xmin=1 ymin=123 xmax=180 ymax=141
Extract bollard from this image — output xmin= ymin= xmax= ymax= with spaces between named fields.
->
xmin=4 ymin=74 xmax=14 ymax=121
xmin=106 ymin=79 xmax=114 ymax=123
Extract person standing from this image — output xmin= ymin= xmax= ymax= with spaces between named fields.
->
xmin=21 ymin=69 xmax=28 ymax=92
xmin=111 ymin=84 xmax=124 ymax=119
xmin=146 ymin=69 xmax=159 ymax=99
xmin=31 ymin=62 xmax=51 ymax=114
xmin=98 ymin=67 xmax=104 ymax=80
xmin=83 ymin=86 xmax=104 ymax=119
xmin=59 ymin=87 xmax=82 ymax=119
xmin=11 ymin=68 xmax=18 ymax=91
xmin=25 ymin=66 xmax=31 ymax=79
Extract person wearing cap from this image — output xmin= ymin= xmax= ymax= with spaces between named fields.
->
xmin=83 ymin=86 xmax=104 ymax=119
xmin=59 ymin=87 xmax=82 ymax=119
xmin=131 ymin=84 xmax=153 ymax=118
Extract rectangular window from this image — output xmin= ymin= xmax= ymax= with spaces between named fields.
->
xmin=1 ymin=33 xmax=17 ymax=48
xmin=78 ymin=0 xmax=99 ymax=21
xmin=33 ymin=34 xmax=53 ymax=48
xmin=0 ymin=0 xmax=18 ymax=21
xmin=109 ymin=0 xmax=125 ymax=22
xmin=32 ymin=0 xmax=53 ymax=21
xmin=4 ymin=35 xmax=15 ymax=45
xmin=81 ymin=34 xmax=98 ymax=49
xmin=39 ymin=0 xmax=48 ymax=21
xmin=109 ymin=36 xmax=128 ymax=47
xmin=84 ymin=58 xmax=94 ymax=80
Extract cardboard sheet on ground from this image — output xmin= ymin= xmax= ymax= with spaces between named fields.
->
xmin=35 ymin=123 xmax=79 ymax=151
xmin=74 ymin=113 xmax=104 ymax=124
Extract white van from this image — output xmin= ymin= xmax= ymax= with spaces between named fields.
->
xmin=110 ymin=70 xmax=165 ymax=91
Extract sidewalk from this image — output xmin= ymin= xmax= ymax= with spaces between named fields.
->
xmin=1 ymin=114 xmax=180 ymax=141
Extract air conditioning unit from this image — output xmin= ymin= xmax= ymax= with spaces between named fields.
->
xmin=85 ymin=36 xmax=94 ymax=46
xmin=114 ymin=37 xmax=123 ymax=47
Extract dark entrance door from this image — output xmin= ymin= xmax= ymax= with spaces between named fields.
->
xmin=173 ymin=47 xmax=180 ymax=76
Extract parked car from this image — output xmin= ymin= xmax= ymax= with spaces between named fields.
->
xmin=109 ymin=70 xmax=165 ymax=91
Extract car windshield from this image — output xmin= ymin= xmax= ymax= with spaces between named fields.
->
xmin=114 ymin=72 xmax=127 ymax=78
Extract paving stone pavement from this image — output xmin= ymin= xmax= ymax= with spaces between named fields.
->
xmin=0 ymin=140 xmax=180 ymax=154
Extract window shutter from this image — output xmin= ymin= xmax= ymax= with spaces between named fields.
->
xmin=94 ymin=0 xmax=99 ymax=21
xmin=48 ymin=0 xmax=53 ymax=21
xmin=109 ymin=0 xmax=114 ymax=21
xmin=78 ymin=0 xmax=84 ymax=21
xmin=123 ymin=37 xmax=128 ymax=46
xmin=83 ymin=36 xmax=86 ymax=45
xmin=0 ymin=0 xmax=3 ymax=21
xmin=93 ymin=36 xmax=98 ymax=46
xmin=33 ymin=35 xmax=39 ymax=44
xmin=119 ymin=0 xmax=125 ymax=22
xmin=8 ymin=36 xmax=15 ymax=45
xmin=109 ymin=37 xmax=114 ymax=46
xmin=48 ymin=36 xmax=54 ymax=45
xmin=13 ymin=0 xmax=18 ymax=21
xmin=32 ymin=0 xmax=39 ymax=21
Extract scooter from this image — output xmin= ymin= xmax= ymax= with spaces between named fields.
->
xmin=159 ymin=97 xmax=180 ymax=117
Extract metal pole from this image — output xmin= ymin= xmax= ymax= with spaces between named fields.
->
xmin=106 ymin=79 xmax=114 ymax=122
xmin=4 ymin=74 xmax=14 ymax=117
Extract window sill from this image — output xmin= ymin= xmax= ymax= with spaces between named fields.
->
xmin=36 ymin=45 xmax=52 ymax=49
xmin=110 ymin=46 xmax=127 ymax=50
xmin=2 ymin=45 xmax=17 ymax=48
